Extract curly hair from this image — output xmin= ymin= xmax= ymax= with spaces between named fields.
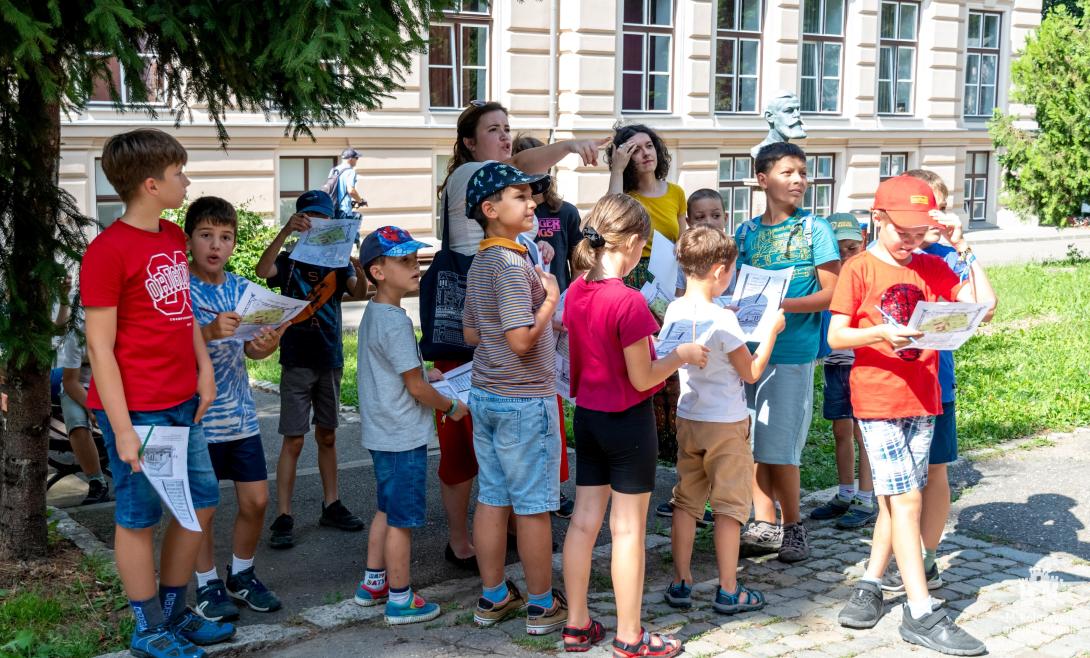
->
xmin=511 ymin=133 xmax=565 ymax=213
xmin=606 ymin=123 xmax=671 ymax=193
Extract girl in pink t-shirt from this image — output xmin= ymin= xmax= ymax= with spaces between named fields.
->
xmin=560 ymin=194 xmax=707 ymax=657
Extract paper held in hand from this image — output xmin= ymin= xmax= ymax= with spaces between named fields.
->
xmin=730 ymin=265 xmax=793 ymax=342
xmin=897 ymin=302 xmax=990 ymax=351
xmin=232 ymin=284 xmax=311 ymax=341
xmin=433 ymin=361 xmax=473 ymax=405
xmin=646 ymin=231 xmax=679 ymax=290
xmin=289 ymin=218 xmax=361 ymax=268
xmin=135 ymin=426 xmax=200 ymax=532
xmin=654 ymin=319 xmax=714 ymax=359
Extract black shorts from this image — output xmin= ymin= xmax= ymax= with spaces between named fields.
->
xmin=208 ymin=434 xmax=269 ymax=483
xmin=573 ymin=399 xmax=657 ymax=494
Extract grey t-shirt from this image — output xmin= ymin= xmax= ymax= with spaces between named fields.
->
xmin=439 ymin=161 xmax=489 ymax=256
xmin=357 ymin=302 xmax=434 ymax=452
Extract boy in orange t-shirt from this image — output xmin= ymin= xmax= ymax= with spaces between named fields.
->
xmin=827 ymin=176 xmax=995 ymax=655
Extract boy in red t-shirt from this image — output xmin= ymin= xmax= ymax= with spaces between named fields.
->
xmin=81 ymin=129 xmax=233 ymax=658
xmin=828 ymin=176 xmax=994 ymax=656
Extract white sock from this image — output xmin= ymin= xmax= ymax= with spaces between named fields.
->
xmin=856 ymin=490 xmax=874 ymax=506
xmin=908 ymin=597 xmax=935 ymax=619
xmin=196 ymin=567 xmax=218 ymax=588
xmin=838 ymin=484 xmax=856 ymax=501
xmin=388 ymin=586 xmax=412 ymax=606
xmin=231 ymin=554 xmax=254 ymax=575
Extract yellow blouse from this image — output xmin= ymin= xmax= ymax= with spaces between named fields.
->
xmin=629 ymin=182 xmax=687 ymax=257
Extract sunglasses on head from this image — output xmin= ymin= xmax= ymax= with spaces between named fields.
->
xmin=468 ymin=99 xmax=488 ymax=108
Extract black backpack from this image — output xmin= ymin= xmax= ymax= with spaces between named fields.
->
xmin=418 ymin=192 xmax=476 ymax=362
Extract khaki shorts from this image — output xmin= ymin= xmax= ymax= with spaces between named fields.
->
xmin=671 ymin=417 xmax=753 ymax=526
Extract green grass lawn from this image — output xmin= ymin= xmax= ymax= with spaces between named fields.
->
xmin=248 ymin=259 xmax=1090 ymax=490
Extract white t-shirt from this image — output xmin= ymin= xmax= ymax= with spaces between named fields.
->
xmin=661 ymin=297 xmax=748 ymax=423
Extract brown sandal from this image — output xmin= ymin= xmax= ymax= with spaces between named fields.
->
xmin=611 ymin=629 xmax=682 ymax=657
xmin=562 ymin=618 xmax=605 ymax=652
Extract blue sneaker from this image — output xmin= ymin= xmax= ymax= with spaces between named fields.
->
xmin=835 ymin=498 xmax=879 ymax=529
xmin=663 ymin=580 xmax=692 ymax=609
xmin=354 ymin=579 xmax=389 ymax=607
xmin=194 ymin=580 xmax=239 ymax=622
xmin=130 ymin=624 xmax=204 ymax=658
xmin=169 ymin=607 xmax=236 ymax=646
xmin=384 ymin=591 xmax=441 ymax=625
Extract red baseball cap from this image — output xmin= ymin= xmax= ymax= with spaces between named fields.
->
xmin=872 ymin=175 xmax=942 ymax=229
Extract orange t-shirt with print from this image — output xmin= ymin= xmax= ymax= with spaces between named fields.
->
xmin=829 ymin=250 xmax=964 ymax=420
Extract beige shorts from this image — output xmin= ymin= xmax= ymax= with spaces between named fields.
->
xmin=671 ymin=417 xmax=753 ymax=526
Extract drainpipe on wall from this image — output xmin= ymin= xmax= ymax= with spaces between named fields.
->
xmin=548 ymin=0 xmax=559 ymax=144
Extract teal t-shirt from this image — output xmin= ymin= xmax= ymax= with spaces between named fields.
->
xmin=734 ymin=211 xmax=838 ymax=364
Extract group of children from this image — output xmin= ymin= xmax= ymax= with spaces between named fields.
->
xmin=76 ymin=125 xmax=995 ymax=658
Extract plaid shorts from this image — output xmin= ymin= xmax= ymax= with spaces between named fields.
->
xmin=858 ymin=416 xmax=935 ymax=496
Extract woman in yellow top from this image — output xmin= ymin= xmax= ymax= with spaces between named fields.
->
xmin=607 ymin=123 xmax=688 ymax=289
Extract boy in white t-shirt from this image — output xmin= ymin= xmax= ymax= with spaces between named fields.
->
xmin=660 ymin=226 xmax=785 ymax=614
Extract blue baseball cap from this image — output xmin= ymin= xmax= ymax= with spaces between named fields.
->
xmin=465 ymin=162 xmax=550 ymax=218
xmin=360 ymin=226 xmax=430 ymax=265
xmin=296 ymin=190 xmax=334 ymax=217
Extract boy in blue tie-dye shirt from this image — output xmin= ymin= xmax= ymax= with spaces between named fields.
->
xmin=186 ymin=197 xmax=286 ymax=621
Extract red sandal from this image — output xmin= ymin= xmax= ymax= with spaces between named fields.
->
xmin=562 ymin=618 xmax=605 ymax=652
xmin=611 ymin=629 xmax=682 ymax=657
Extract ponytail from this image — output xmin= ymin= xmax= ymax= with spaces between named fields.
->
xmin=571 ymin=194 xmax=650 ymax=272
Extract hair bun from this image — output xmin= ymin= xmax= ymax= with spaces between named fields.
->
xmin=582 ymin=226 xmax=606 ymax=248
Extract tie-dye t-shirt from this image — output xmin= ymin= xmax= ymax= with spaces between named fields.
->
xmin=191 ymin=272 xmax=260 ymax=443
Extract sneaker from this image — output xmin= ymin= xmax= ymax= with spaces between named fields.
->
xmin=526 ymin=589 xmax=568 ymax=635
xmin=899 ymin=605 xmax=986 ymax=656
xmin=385 ymin=591 xmax=441 ymax=625
xmin=553 ymin=493 xmax=575 ymax=519
xmin=268 ymin=514 xmax=294 ymax=549
xmin=130 ymin=624 xmax=203 ymax=658
xmin=319 ymin=499 xmax=365 ymax=531
xmin=777 ymin=523 xmax=810 ymax=563
xmin=740 ymin=520 xmax=781 ymax=555
xmin=81 ymin=478 xmax=111 ymax=505
xmin=354 ymin=579 xmax=390 ymax=607
xmin=882 ymin=562 xmax=945 ymax=593
xmin=169 ymin=607 xmax=236 ymax=646
xmin=836 ymin=498 xmax=878 ymax=529
xmin=474 ymin=580 xmax=526 ymax=627
xmin=194 ymin=580 xmax=239 ymax=622
xmin=663 ymin=580 xmax=692 ymax=609
xmin=809 ymin=493 xmax=851 ymax=520
xmin=838 ymin=580 xmax=884 ymax=629
xmin=655 ymin=501 xmax=674 ymax=518
xmin=444 ymin=544 xmax=479 ymax=573
xmin=226 ymin=566 xmax=282 ymax=613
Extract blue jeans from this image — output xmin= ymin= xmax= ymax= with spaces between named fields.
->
xmin=95 ymin=396 xmax=219 ymax=529
xmin=469 ymin=388 xmax=561 ymax=515
xmin=370 ymin=445 xmax=428 ymax=528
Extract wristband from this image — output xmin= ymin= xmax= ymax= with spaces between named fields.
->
xmin=957 ymin=245 xmax=973 ymax=261
xmin=445 ymin=398 xmax=458 ymax=418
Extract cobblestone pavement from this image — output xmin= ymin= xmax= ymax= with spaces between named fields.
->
xmin=261 ymin=519 xmax=1090 ymax=657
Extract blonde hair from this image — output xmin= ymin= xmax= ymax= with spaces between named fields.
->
xmin=903 ymin=169 xmax=949 ymax=207
xmin=676 ymin=226 xmax=737 ymax=278
xmin=571 ymin=194 xmax=650 ymax=272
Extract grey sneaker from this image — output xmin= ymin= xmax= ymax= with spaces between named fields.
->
xmin=899 ymin=605 xmax=986 ymax=655
xmin=836 ymin=498 xmax=878 ymax=529
xmin=882 ymin=562 xmax=944 ymax=593
xmin=777 ymin=522 xmax=810 ymax=563
xmin=740 ymin=520 xmax=782 ymax=555
xmin=838 ymin=580 xmax=884 ymax=629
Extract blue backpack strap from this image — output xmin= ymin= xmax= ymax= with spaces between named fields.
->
xmin=735 ymin=218 xmax=759 ymax=262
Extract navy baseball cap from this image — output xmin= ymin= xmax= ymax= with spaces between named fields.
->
xmin=296 ymin=190 xmax=334 ymax=217
xmin=360 ymin=226 xmax=430 ymax=265
xmin=341 ymin=147 xmax=361 ymax=159
xmin=465 ymin=162 xmax=550 ymax=218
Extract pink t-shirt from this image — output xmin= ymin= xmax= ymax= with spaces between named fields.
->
xmin=563 ymin=276 xmax=662 ymax=412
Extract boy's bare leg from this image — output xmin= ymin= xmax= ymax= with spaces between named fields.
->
xmin=366 ymin=511 xmax=388 ymax=571
xmin=715 ymin=517 xmax=743 ymax=593
xmin=887 ymin=490 xmax=930 ymax=605
xmin=752 ymin=463 xmax=777 ymax=523
xmin=562 ymin=485 xmax=609 ymax=634
xmin=233 ymin=481 xmax=269 ymax=560
xmin=670 ymin=508 xmax=698 ymax=584
xmin=69 ymin=427 xmax=103 ymax=477
xmin=771 ymin=465 xmax=801 ymax=524
xmin=160 ymin=507 xmax=217 ymax=587
xmin=315 ymin=426 xmax=339 ymax=506
xmin=855 ymin=423 xmax=874 ymax=493
xmin=832 ymin=419 xmax=856 ymax=487
xmin=863 ymin=496 xmax=894 ymax=580
xmin=115 ymin=526 xmax=159 ymax=600
xmin=473 ymin=502 xmax=510 ymax=588
xmin=514 ymin=512 xmax=554 ymax=596
xmin=275 ymin=435 xmax=304 ymax=516
xmin=195 ymin=513 xmax=217 ymax=573
xmin=441 ymin=479 xmax=475 ymax=557
xmin=921 ymin=464 xmax=950 ymax=553
xmin=610 ymin=491 xmax=651 ymax=644
xmin=385 ymin=527 xmax=412 ymax=590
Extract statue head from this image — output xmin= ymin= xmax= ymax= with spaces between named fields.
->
xmin=764 ymin=91 xmax=807 ymax=141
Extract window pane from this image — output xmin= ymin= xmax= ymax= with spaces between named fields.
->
xmin=307 ymin=158 xmax=333 ymax=190
xmin=623 ymin=33 xmax=644 ymax=71
xmin=880 ymin=156 xmax=890 ymax=178
xmin=462 ymin=68 xmax=487 ymax=106
xmin=974 ymin=178 xmax=986 ymax=199
xmin=893 ymin=154 xmax=906 ymax=175
xmin=818 ymin=156 xmax=832 ymax=178
xmin=895 ymin=81 xmax=912 ymax=112
xmin=802 ymin=0 xmax=821 ymax=34
xmin=94 ymin=160 xmax=117 ymax=197
xmin=803 ymin=187 xmax=814 ymax=211
xmin=880 ymin=3 xmax=897 ymax=39
xmin=622 ymin=72 xmax=643 ymax=110
xmin=429 ymin=68 xmax=455 ymax=107
xmin=965 ymin=53 xmax=979 ymax=85
xmin=649 ymin=73 xmax=670 ymax=110
xmin=980 ymin=85 xmax=995 ymax=115
xmin=719 ymin=158 xmax=733 ymax=181
xmin=975 ymin=153 xmax=988 ymax=174
xmin=735 ymin=157 xmax=751 ymax=179
xmin=968 ymin=13 xmax=981 ymax=47
xmin=460 ymin=0 xmax=490 ymax=12
xmin=983 ymin=14 xmax=1000 ymax=48
xmin=973 ymin=202 xmax=985 ymax=220
xmin=715 ymin=76 xmax=735 ymax=111
xmin=822 ymin=42 xmax=840 ymax=77
xmin=824 ymin=0 xmax=844 ymax=35
xmin=878 ymin=80 xmax=892 ymax=113
xmin=740 ymin=77 xmax=758 ymax=112
xmin=801 ymin=42 xmax=817 ymax=77
xmin=734 ymin=187 xmax=750 ymax=214
xmin=717 ymin=38 xmax=735 ymax=75
xmin=964 ymin=85 xmax=978 ymax=116
xmin=740 ymin=40 xmax=758 ymax=75
xmin=741 ymin=0 xmax=760 ymax=31
xmin=897 ymin=46 xmax=914 ymax=81
xmin=898 ymin=3 xmax=917 ymax=40
xmin=963 ymin=180 xmax=972 ymax=201
xmin=623 ymin=0 xmax=643 ymax=24
xmin=878 ymin=46 xmax=892 ymax=81
xmin=816 ymin=185 xmax=830 ymax=215
xmin=280 ymin=159 xmax=305 ymax=192
xmin=133 ymin=58 xmax=163 ymax=104
xmin=718 ymin=0 xmax=736 ymax=30
xmin=821 ymin=79 xmax=839 ymax=112
xmin=806 ymin=156 xmax=816 ymax=173
xmin=651 ymin=35 xmax=670 ymax=73
xmin=429 ymin=26 xmax=453 ymax=65
xmin=96 ymin=202 xmax=125 ymax=227
xmin=801 ymin=78 xmax=817 ymax=112
xmin=649 ymin=0 xmax=672 ymax=25
xmin=981 ymin=54 xmax=997 ymax=86
xmin=90 ymin=57 xmax=123 ymax=102
xmin=462 ymin=26 xmax=487 ymax=67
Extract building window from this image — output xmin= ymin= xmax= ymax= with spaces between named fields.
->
xmin=964 ymin=11 xmax=1001 ymax=118
xmin=880 ymin=152 xmax=908 ymax=180
xmin=799 ymin=0 xmax=844 ymax=113
xmin=621 ymin=0 xmax=674 ymax=112
xmin=714 ymin=0 xmax=761 ymax=113
xmin=428 ymin=1 xmax=491 ymax=109
xmin=94 ymin=159 xmax=124 ymax=228
xmin=964 ymin=152 xmax=990 ymax=222
xmin=718 ymin=155 xmax=753 ymax=233
xmin=89 ymin=49 xmax=164 ymax=105
xmin=877 ymin=1 xmax=919 ymax=114
xmin=803 ymin=154 xmax=835 ymax=218
xmin=279 ymin=156 xmax=337 ymax=222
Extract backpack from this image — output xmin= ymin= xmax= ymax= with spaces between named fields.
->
xmin=418 ymin=191 xmax=476 ymax=362
xmin=319 ymin=163 xmax=350 ymax=199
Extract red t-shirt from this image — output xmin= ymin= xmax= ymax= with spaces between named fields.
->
xmin=829 ymin=251 xmax=964 ymax=419
xmin=80 ymin=219 xmax=197 ymax=411
xmin=564 ymin=276 xmax=662 ymax=412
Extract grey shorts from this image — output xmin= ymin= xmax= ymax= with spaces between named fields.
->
xmin=278 ymin=366 xmax=343 ymax=436
xmin=59 ymin=388 xmax=91 ymax=432
xmin=745 ymin=361 xmax=815 ymax=466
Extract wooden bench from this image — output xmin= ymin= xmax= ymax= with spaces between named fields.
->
xmin=47 ymin=404 xmax=111 ymax=490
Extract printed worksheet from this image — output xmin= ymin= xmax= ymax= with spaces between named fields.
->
xmin=730 ymin=265 xmax=793 ymax=342
xmin=134 ymin=426 xmax=200 ymax=532
xmin=231 ymin=284 xmax=311 ymax=341
xmin=289 ymin=218 xmax=360 ymax=268
xmin=640 ymin=281 xmax=673 ymax=317
xmin=434 ymin=361 xmax=473 ymax=405
xmin=555 ymin=332 xmax=574 ymax=402
xmin=901 ymin=302 xmax=990 ymax=351
xmin=654 ymin=319 xmax=714 ymax=359
xmin=646 ymin=231 xmax=678 ymax=292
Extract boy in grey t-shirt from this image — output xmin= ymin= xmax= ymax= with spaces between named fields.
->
xmin=354 ymin=226 xmax=468 ymax=626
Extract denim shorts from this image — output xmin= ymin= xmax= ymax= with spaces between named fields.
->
xmin=370 ymin=445 xmax=428 ymax=529
xmin=928 ymin=401 xmax=958 ymax=465
xmin=746 ymin=362 xmax=815 ymax=466
xmin=822 ymin=363 xmax=854 ymax=421
xmin=59 ymin=388 xmax=91 ymax=432
xmin=94 ymin=396 xmax=219 ymax=529
xmin=469 ymin=388 xmax=561 ymax=515
xmin=208 ymin=434 xmax=268 ymax=483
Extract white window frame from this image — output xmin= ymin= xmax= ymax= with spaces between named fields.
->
xmin=963 ymin=11 xmax=1002 ymax=119
xmin=714 ymin=0 xmax=762 ymax=114
xmin=877 ymin=0 xmax=919 ymax=115
xmin=803 ymin=154 xmax=835 ymax=218
xmin=621 ymin=0 xmax=675 ymax=113
xmin=799 ymin=0 xmax=845 ymax=114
